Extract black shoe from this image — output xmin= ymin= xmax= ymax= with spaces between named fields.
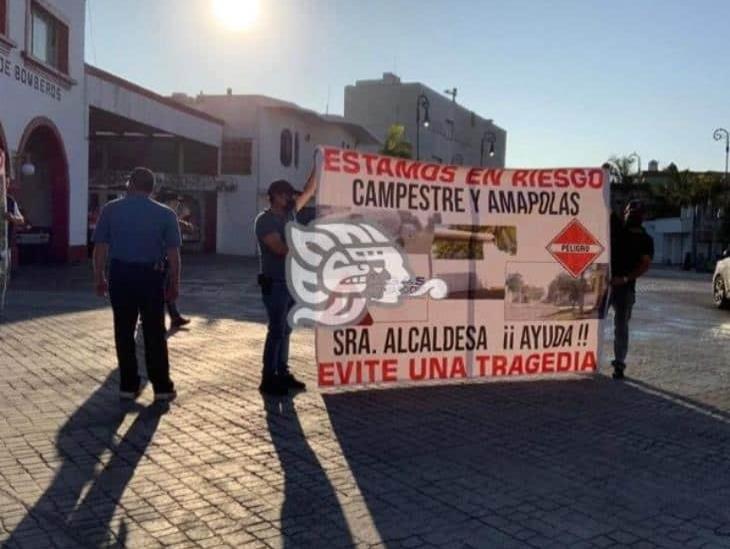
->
xmin=259 ymin=377 xmax=288 ymax=396
xmin=170 ymin=316 xmax=191 ymax=329
xmin=281 ymin=373 xmax=306 ymax=391
xmin=611 ymin=361 xmax=626 ymax=380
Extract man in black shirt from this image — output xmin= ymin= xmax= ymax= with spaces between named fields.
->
xmin=610 ymin=200 xmax=654 ymax=379
xmin=255 ymin=171 xmax=317 ymax=396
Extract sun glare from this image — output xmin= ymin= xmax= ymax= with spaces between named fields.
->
xmin=213 ymin=0 xmax=260 ymax=31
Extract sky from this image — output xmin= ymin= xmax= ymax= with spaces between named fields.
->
xmin=85 ymin=0 xmax=730 ymax=171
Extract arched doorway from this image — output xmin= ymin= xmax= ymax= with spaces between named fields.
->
xmin=17 ymin=118 xmax=69 ymax=263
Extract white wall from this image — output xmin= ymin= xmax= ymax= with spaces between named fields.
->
xmin=0 ymin=0 xmax=88 ymax=250
xmin=189 ymin=95 xmax=380 ymax=256
xmin=216 ymin=175 xmax=258 ymax=256
xmin=87 ymin=71 xmax=223 ymax=147
xmin=256 ymin=108 xmax=379 ymax=211
xmin=644 ymin=217 xmax=690 ymax=265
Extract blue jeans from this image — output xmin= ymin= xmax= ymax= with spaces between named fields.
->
xmin=611 ymin=285 xmax=636 ymax=369
xmin=261 ymin=280 xmax=294 ymax=379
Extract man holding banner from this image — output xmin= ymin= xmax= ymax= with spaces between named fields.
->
xmin=609 ymin=199 xmax=653 ymax=379
xmin=287 ymin=148 xmax=611 ymax=389
xmin=255 ymin=171 xmax=317 ymax=396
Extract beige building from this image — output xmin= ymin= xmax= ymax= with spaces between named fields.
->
xmin=344 ymin=73 xmax=506 ymax=168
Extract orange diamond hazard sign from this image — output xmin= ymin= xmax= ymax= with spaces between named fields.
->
xmin=547 ymin=219 xmax=605 ymax=278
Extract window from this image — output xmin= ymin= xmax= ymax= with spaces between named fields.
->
xmin=445 ymin=119 xmax=454 ymax=140
xmin=221 ymin=138 xmax=252 ymax=175
xmin=30 ymin=2 xmax=69 ymax=74
xmin=0 ymin=0 xmax=7 ymax=37
xmin=280 ymin=129 xmax=292 ymax=167
xmin=294 ymin=132 xmax=299 ymax=168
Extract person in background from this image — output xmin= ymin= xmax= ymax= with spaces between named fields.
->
xmin=93 ymin=167 xmax=181 ymax=401
xmin=87 ymin=204 xmax=100 ymax=258
xmin=255 ymin=170 xmax=317 ymax=396
xmin=4 ymin=183 xmax=26 ymax=272
xmin=610 ymin=200 xmax=654 ymax=380
xmin=165 ymin=241 xmax=190 ymax=330
xmin=154 ymin=192 xmax=192 ymax=330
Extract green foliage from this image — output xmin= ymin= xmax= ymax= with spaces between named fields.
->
xmin=505 ymin=273 xmax=524 ymax=293
xmin=546 ymin=273 xmax=589 ymax=306
xmin=432 ymin=225 xmax=517 ymax=259
xmin=647 ymin=166 xmax=725 ymax=218
xmin=607 ymin=155 xmax=638 ymax=184
xmin=380 ymin=124 xmax=412 ymax=159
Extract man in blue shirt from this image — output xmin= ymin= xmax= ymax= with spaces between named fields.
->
xmin=255 ymin=171 xmax=316 ymax=395
xmin=93 ymin=167 xmax=181 ymax=401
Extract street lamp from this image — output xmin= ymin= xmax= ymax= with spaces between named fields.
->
xmin=713 ymin=128 xmax=729 ymax=182
xmin=415 ymin=93 xmax=430 ymax=161
xmin=13 ymin=153 xmax=35 ymax=178
xmin=628 ymin=151 xmax=641 ymax=181
xmin=480 ymin=131 xmax=496 ymax=166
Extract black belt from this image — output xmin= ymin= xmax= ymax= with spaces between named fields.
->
xmin=110 ymin=259 xmax=163 ymax=270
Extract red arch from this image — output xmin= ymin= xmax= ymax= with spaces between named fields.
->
xmin=17 ymin=117 xmax=70 ymax=263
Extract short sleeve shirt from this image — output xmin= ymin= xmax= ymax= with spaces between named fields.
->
xmin=93 ymin=195 xmax=181 ymax=263
xmin=255 ymin=209 xmax=293 ymax=281
xmin=614 ymin=226 xmax=654 ymax=289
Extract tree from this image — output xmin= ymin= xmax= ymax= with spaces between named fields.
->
xmin=486 ymin=226 xmax=518 ymax=255
xmin=607 ymin=155 xmax=638 ymax=184
xmin=505 ymin=273 xmax=524 ymax=303
xmin=380 ymin=124 xmax=412 ymax=159
xmin=546 ymin=273 xmax=589 ymax=310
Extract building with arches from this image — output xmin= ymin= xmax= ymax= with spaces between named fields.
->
xmin=0 ymin=0 xmax=87 ymax=263
xmin=1 ymin=1 xmax=228 ymax=263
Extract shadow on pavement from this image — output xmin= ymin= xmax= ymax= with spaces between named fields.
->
xmin=0 ymin=257 xmax=262 ymax=326
xmin=263 ymin=394 xmax=355 ymax=548
xmin=5 ymin=372 xmax=168 ymax=548
xmin=323 ymin=376 xmax=730 ymax=547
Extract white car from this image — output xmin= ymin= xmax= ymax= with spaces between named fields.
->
xmin=713 ymin=251 xmax=730 ymax=309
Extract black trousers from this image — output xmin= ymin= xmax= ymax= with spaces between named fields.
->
xmin=108 ymin=260 xmax=174 ymax=394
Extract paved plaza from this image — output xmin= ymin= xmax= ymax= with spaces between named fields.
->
xmin=1 ymin=258 xmax=730 ymax=548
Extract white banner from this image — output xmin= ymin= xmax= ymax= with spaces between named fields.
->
xmin=302 ymin=148 xmax=610 ymax=388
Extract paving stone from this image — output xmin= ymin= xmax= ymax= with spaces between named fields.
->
xmin=0 ymin=262 xmax=729 ymax=548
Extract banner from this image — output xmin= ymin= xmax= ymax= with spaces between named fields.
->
xmin=293 ymin=147 xmax=610 ymax=388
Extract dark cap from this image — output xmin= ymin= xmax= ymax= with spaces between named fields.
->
xmin=267 ymin=179 xmax=300 ymax=198
xmin=128 ymin=167 xmax=156 ymax=192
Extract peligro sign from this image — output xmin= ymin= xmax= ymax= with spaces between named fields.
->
xmin=0 ymin=51 xmax=63 ymax=102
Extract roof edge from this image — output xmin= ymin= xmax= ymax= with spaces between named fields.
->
xmin=85 ymin=64 xmax=225 ymax=126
